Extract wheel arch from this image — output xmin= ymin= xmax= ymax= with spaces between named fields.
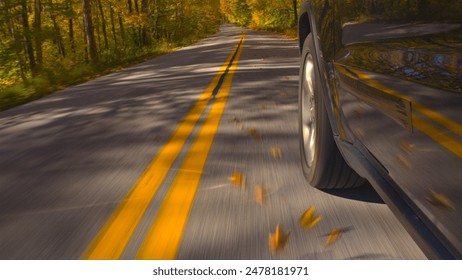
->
xmin=298 ymin=11 xmax=311 ymax=53
xmin=298 ymin=2 xmax=313 ymax=53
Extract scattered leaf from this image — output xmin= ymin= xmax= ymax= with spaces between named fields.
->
xmin=255 ymin=185 xmax=266 ymax=206
xmin=280 ymin=91 xmax=288 ymax=96
xmin=268 ymin=225 xmax=290 ymax=255
xmin=427 ymin=191 xmax=454 ymax=209
xmin=324 ymin=228 xmax=342 ymax=248
xmin=232 ymin=116 xmax=241 ymax=123
xmin=229 ymin=172 xmax=246 ymax=190
xmin=299 ymin=206 xmax=321 ymax=230
xmin=271 ymin=148 xmax=282 ymax=158
xmin=248 ymin=128 xmax=257 ymax=136
xmin=260 ymin=105 xmax=268 ymax=110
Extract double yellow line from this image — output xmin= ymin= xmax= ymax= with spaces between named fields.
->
xmin=82 ymin=34 xmax=245 ymax=260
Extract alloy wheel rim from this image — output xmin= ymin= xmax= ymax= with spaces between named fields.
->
xmin=301 ymin=53 xmax=316 ymax=168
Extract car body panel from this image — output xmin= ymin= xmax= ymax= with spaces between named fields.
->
xmin=298 ymin=0 xmax=462 ymax=259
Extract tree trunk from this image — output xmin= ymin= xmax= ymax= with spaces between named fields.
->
xmin=109 ymin=4 xmax=117 ymax=49
xmin=2 ymin=0 xmax=27 ymax=82
xmin=69 ymin=18 xmax=75 ymax=52
xmin=94 ymin=3 xmax=102 ymax=50
xmin=141 ymin=0 xmax=148 ymax=46
xmin=82 ymin=0 xmax=98 ymax=64
xmin=34 ymin=0 xmax=43 ymax=69
xmin=292 ymin=0 xmax=298 ymax=27
xmin=127 ymin=0 xmax=133 ymax=13
xmin=21 ymin=0 xmax=37 ymax=76
xmin=118 ymin=13 xmax=125 ymax=47
xmin=97 ymin=0 xmax=108 ymax=49
xmin=49 ymin=0 xmax=66 ymax=57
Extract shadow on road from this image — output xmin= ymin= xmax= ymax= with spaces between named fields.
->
xmin=322 ymin=184 xmax=385 ymax=204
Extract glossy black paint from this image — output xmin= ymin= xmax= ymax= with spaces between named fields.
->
xmin=299 ymin=0 xmax=462 ymax=259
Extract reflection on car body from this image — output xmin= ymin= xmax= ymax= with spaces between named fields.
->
xmin=298 ymin=0 xmax=462 ymax=259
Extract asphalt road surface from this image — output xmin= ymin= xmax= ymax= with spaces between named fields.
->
xmin=0 ymin=25 xmax=426 ymax=260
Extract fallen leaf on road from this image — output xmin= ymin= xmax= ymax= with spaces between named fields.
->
xmin=299 ymin=206 xmax=321 ymax=230
xmin=280 ymin=91 xmax=288 ymax=96
xmin=255 ymin=185 xmax=266 ymax=206
xmin=427 ymin=191 xmax=454 ymax=209
xmin=324 ymin=228 xmax=342 ymax=248
xmin=271 ymin=148 xmax=282 ymax=158
xmin=229 ymin=172 xmax=246 ymax=190
xmin=248 ymin=128 xmax=257 ymax=136
xmin=269 ymin=225 xmax=290 ymax=255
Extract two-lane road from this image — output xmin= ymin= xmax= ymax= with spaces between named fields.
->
xmin=0 ymin=25 xmax=425 ymax=259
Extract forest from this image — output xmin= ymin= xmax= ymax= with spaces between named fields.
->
xmin=0 ymin=0 xmax=301 ymax=111
xmin=2 ymin=0 xmax=460 ymax=111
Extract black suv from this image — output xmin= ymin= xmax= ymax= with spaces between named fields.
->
xmin=298 ymin=0 xmax=462 ymax=259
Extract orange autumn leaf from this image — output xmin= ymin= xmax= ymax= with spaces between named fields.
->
xmin=271 ymin=148 xmax=282 ymax=158
xmin=255 ymin=185 xmax=266 ymax=206
xmin=229 ymin=172 xmax=246 ymax=190
xmin=248 ymin=128 xmax=257 ymax=136
xmin=268 ymin=224 xmax=290 ymax=255
xmin=299 ymin=206 xmax=321 ymax=230
xmin=324 ymin=228 xmax=342 ymax=248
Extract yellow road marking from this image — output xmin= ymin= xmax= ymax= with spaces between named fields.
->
xmin=82 ymin=35 xmax=245 ymax=260
xmin=336 ymin=64 xmax=462 ymax=159
xmin=136 ymin=35 xmax=245 ymax=260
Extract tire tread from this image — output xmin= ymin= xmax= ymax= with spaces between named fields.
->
xmin=299 ymin=33 xmax=365 ymax=190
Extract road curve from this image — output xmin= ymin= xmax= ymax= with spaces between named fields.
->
xmin=0 ymin=25 xmax=426 ymax=260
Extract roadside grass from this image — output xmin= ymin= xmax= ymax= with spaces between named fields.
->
xmin=0 ymin=33 xmax=215 ymax=112
xmin=0 ymin=25 xmax=295 ymax=113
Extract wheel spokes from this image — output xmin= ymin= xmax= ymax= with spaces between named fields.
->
xmin=301 ymin=54 xmax=316 ymax=168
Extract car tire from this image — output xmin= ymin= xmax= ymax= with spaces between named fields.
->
xmin=299 ymin=34 xmax=364 ymax=189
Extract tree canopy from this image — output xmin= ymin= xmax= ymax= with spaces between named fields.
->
xmin=220 ymin=0 xmax=300 ymax=31
xmin=0 ymin=0 xmax=299 ymax=111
